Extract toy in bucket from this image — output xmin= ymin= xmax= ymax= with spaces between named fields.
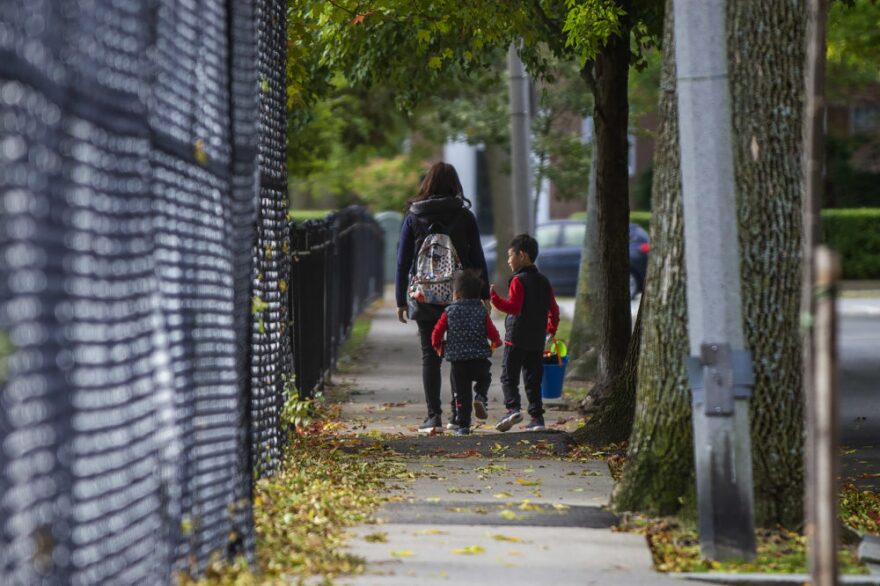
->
xmin=541 ymin=337 xmax=568 ymax=400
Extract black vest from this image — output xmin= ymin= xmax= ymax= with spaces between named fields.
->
xmin=504 ymin=266 xmax=551 ymax=352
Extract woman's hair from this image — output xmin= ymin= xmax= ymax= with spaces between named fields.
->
xmin=408 ymin=162 xmax=469 ymax=209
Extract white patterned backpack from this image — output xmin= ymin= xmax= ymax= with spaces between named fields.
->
xmin=408 ymin=215 xmax=465 ymax=306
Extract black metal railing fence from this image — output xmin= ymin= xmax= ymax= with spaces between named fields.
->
xmin=290 ymin=207 xmax=384 ymax=398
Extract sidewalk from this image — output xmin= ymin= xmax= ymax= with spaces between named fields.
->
xmin=335 ymin=292 xmax=688 ymax=586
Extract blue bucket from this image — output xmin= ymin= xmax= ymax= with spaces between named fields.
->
xmin=541 ymin=355 xmax=568 ymax=399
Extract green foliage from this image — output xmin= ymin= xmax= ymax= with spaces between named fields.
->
xmin=826 ymin=135 xmax=880 ymax=209
xmin=287 ymin=209 xmax=332 ymax=221
xmin=531 ymin=60 xmax=595 ymax=201
xmin=561 ymin=0 xmax=626 ymax=63
xmin=349 ymin=154 xmax=423 ymax=212
xmin=281 ymin=375 xmax=313 ymax=429
xmin=822 ymin=208 xmax=880 ymax=279
xmin=827 ymin=0 xmax=880 ymax=97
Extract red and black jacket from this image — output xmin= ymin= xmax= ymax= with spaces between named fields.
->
xmin=490 ymin=265 xmax=560 ymax=352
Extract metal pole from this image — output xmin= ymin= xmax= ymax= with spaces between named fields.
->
xmin=809 ymin=246 xmax=840 ymax=586
xmin=508 ymin=41 xmax=533 ymax=235
xmin=673 ymin=0 xmax=756 ymax=560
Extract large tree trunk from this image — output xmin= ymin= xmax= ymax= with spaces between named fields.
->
xmin=615 ymin=0 xmax=806 ymax=526
xmin=567 ymin=132 xmax=601 ymax=382
xmin=584 ymin=5 xmax=632 ymax=392
xmin=613 ymin=0 xmax=695 ymax=515
xmin=571 ymin=301 xmax=643 ymax=444
xmin=485 ymin=143 xmax=514 ymax=287
xmin=728 ymin=0 xmax=805 ymax=528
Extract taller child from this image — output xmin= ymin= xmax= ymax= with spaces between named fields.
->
xmin=490 ymin=234 xmax=560 ymax=432
xmin=395 ymin=162 xmax=490 ymax=434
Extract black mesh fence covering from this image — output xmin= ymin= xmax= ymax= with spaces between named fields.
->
xmin=249 ymin=0 xmax=292 ymax=478
xmin=0 ymin=0 xmax=259 ymax=583
xmin=290 ymin=207 xmax=384 ymax=398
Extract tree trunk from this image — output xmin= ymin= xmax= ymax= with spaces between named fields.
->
xmin=485 ymin=143 xmax=514 ymax=287
xmin=571 ymin=300 xmax=643 ymax=444
xmin=567 ymin=132 xmax=601 ymax=382
xmin=613 ymin=0 xmax=695 ymax=516
xmin=614 ymin=0 xmax=807 ymax=525
xmin=587 ymin=5 xmax=632 ymax=391
xmin=728 ymin=0 xmax=805 ymax=528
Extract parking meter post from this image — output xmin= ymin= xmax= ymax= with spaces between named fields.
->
xmin=673 ymin=0 xmax=757 ymax=560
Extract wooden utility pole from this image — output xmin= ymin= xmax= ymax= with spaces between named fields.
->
xmin=673 ymin=0 xmax=756 ymax=560
xmin=803 ymin=1 xmax=837 ymax=584
xmin=809 ymin=247 xmax=841 ymax=586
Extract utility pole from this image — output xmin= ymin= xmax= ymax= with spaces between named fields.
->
xmin=673 ymin=0 xmax=756 ymax=560
xmin=508 ymin=41 xmax=533 ymax=236
xmin=802 ymin=1 xmax=838 ymax=585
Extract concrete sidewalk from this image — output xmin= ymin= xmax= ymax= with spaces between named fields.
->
xmin=335 ymin=293 xmax=688 ymax=586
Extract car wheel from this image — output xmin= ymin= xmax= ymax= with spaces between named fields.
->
xmin=629 ymin=272 xmax=639 ymax=300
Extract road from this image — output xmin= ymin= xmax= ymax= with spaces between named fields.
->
xmin=557 ymin=297 xmax=880 ymax=489
xmin=839 ymin=300 xmax=880 ymax=489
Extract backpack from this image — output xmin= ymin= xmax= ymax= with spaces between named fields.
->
xmin=407 ymin=212 xmax=466 ymax=306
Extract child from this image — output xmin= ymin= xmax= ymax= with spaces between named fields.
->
xmin=490 ymin=234 xmax=560 ymax=432
xmin=431 ymin=271 xmax=502 ymax=435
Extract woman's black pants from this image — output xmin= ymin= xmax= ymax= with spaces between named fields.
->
xmin=416 ymin=318 xmax=456 ymax=420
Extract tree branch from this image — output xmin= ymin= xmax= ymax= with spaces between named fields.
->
xmin=529 ymin=0 xmax=566 ymax=54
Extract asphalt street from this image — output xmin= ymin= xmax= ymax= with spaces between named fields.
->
xmin=839 ymin=299 xmax=880 ymax=489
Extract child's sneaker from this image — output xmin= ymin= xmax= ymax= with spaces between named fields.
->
xmin=525 ymin=416 xmax=545 ymax=431
xmin=453 ymin=426 xmax=471 ymax=436
xmin=473 ymin=397 xmax=488 ymax=420
xmin=418 ymin=415 xmax=442 ymax=433
xmin=494 ymin=410 xmax=523 ymax=432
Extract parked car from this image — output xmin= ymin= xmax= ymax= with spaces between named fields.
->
xmin=483 ymin=220 xmax=650 ymax=298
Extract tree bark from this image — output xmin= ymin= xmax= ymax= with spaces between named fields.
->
xmin=571 ymin=300 xmax=643 ymax=444
xmin=728 ymin=0 xmax=806 ymax=528
xmin=485 ymin=143 xmax=514 ymax=287
xmin=613 ymin=0 xmax=695 ymax=516
xmin=585 ymin=5 xmax=632 ymax=391
xmin=567 ymin=132 xmax=601 ymax=382
xmin=615 ymin=0 xmax=807 ymax=526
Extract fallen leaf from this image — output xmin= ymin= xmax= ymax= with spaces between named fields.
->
xmin=364 ymin=532 xmax=388 ymax=543
xmin=493 ymin=492 xmax=513 ymax=499
xmin=390 ymin=550 xmax=415 ymax=557
xmin=453 ymin=545 xmax=486 ymax=555
xmin=491 ymin=534 xmax=523 ymax=543
xmin=516 ymin=478 xmax=541 ymax=486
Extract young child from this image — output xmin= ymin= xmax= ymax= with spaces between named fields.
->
xmin=490 ymin=234 xmax=560 ymax=432
xmin=431 ymin=271 xmax=502 ymax=435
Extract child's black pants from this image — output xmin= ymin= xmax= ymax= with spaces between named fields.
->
xmin=500 ymin=345 xmax=544 ymax=417
xmin=450 ymin=358 xmax=491 ymax=427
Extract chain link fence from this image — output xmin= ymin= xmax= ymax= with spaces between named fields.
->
xmin=0 ymin=1 xmax=383 ymax=584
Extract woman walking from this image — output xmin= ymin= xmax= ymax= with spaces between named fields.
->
xmin=396 ymin=162 xmax=490 ymax=433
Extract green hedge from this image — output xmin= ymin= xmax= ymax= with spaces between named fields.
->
xmin=566 ymin=208 xmax=880 ymax=279
xmin=822 ymin=208 xmax=880 ymax=280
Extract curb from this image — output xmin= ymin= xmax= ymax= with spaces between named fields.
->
xmin=672 ymin=573 xmax=880 ymax=585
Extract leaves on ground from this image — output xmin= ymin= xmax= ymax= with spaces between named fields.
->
xmin=839 ymin=482 xmax=880 ymax=535
xmin=491 ymin=534 xmax=524 ymax=543
xmin=453 ymin=545 xmax=486 ymax=555
xmin=390 ymin=550 xmax=415 ymax=557
xmin=616 ymin=514 xmax=868 ymax=574
xmin=364 ymin=532 xmax=388 ymax=543
xmin=515 ymin=478 xmax=541 ymax=486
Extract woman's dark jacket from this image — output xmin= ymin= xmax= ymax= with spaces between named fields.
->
xmin=395 ymin=195 xmax=489 ymax=314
